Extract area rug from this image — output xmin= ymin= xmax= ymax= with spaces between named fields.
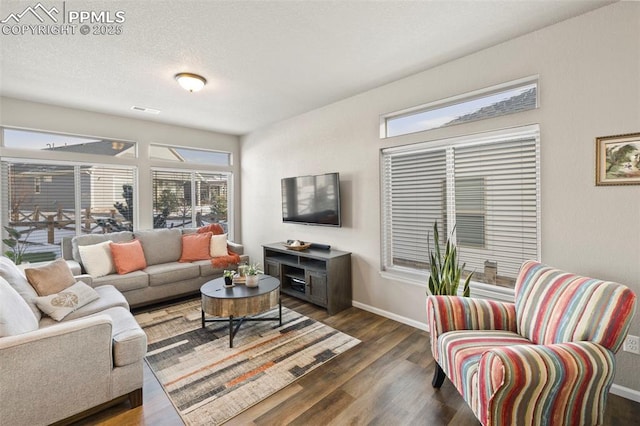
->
xmin=135 ymin=300 xmax=360 ymax=425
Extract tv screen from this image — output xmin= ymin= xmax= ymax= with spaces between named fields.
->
xmin=282 ymin=172 xmax=341 ymax=227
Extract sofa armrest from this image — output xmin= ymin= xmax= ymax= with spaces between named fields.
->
xmin=74 ymin=273 xmax=94 ymax=287
xmin=477 ymin=341 xmax=614 ymax=426
xmin=0 ymin=316 xmax=114 ymax=425
xmin=227 ymin=241 xmax=244 ymax=255
xmin=66 ymin=259 xmax=82 ymax=275
xmin=426 ymin=296 xmax=517 ymax=359
xmin=427 ymin=296 xmax=517 ymax=334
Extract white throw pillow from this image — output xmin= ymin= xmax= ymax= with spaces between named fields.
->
xmin=210 ymin=234 xmax=228 ymax=257
xmin=35 ymin=281 xmax=100 ymax=321
xmin=0 ymin=277 xmax=39 ymax=337
xmin=78 ymin=240 xmax=115 ymax=277
xmin=0 ymin=256 xmax=41 ymax=321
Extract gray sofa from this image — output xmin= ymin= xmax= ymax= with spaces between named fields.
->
xmin=61 ymin=228 xmax=249 ymax=308
xmin=0 ymin=257 xmax=147 ymax=425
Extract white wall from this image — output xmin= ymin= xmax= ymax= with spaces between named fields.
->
xmin=0 ymin=97 xmax=242 ymax=239
xmin=241 ymin=2 xmax=640 ymax=393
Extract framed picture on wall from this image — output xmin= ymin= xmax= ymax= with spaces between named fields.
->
xmin=595 ymin=132 xmax=640 ymax=186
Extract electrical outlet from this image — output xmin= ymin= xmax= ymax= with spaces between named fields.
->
xmin=623 ymin=335 xmax=640 ymax=355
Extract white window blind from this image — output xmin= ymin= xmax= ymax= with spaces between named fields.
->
xmin=1 ymin=160 xmax=135 ymax=262
xmin=381 ymin=126 xmax=540 ymax=289
xmin=382 ymin=149 xmax=446 ymax=270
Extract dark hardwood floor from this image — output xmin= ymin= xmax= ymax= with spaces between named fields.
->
xmin=74 ymin=295 xmax=640 ymax=425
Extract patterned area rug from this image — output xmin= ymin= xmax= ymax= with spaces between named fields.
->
xmin=135 ymin=300 xmax=360 ymax=425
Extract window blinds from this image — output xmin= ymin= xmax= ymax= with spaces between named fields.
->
xmin=1 ymin=161 xmax=135 ymax=260
xmin=381 ymin=126 xmax=539 ymax=288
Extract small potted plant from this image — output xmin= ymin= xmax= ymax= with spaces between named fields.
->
xmin=245 ymin=263 xmax=263 ymax=287
xmin=427 ymin=221 xmax=472 ymax=297
xmin=223 ymin=269 xmax=235 ymax=287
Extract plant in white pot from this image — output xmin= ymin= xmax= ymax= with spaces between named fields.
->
xmin=427 ymin=221 xmax=472 ymax=297
xmin=245 ymin=263 xmax=263 ymax=287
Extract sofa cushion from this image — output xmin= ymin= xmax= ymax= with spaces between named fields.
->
xmin=0 ymin=256 xmax=41 ymax=321
xmin=179 ymin=232 xmax=212 ymax=262
xmin=78 ymin=240 xmax=116 ymax=278
xmin=71 ymin=231 xmax=133 ymax=264
xmin=34 ymin=281 xmax=100 ymax=321
xmin=134 ymin=228 xmax=182 ymax=266
xmin=89 ymin=306 xmax=147 ymax=367
xmin=145 ymin=262 xmax=200 ymax=287
xmin=24 ymin=258 xmax=76 ymax=296
xmin=111 ymin=240 xmax=147 ymax=274
xmin=0 ymin=277 xmax=39 ymax=337
xmin=195 ymin=259 xmax=228 ymax=277
xmin=92 ymin=270 xmax=149 ymax=293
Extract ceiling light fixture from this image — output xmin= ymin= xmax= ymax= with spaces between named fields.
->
xmin=175 ymin=72 xmax=207 ymax=92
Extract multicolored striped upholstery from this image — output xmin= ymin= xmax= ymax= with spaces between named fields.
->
xmin=426 ymin=261 xmax=637 ymax=426
xmin=515 ymin=260 xmax=636 ymax=352
xmin=426 ymin=296 xmax=517 ymax=364
xmin=437 ymin=330 xmax=533 ymax=416
xmin=477 ymin=341 xmax=615 ymax=426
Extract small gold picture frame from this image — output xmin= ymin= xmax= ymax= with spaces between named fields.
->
xmin=595 ymin=132 xmax=640 ymax=186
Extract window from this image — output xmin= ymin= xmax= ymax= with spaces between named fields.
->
xmin=381 ymin=125 xmax=540 ymax=289
xmin=381 ymin=78 xmax=537 ymax=138
xmin=152 ymin=170 xmax=231 ymax=233
xmin=2 ymin=128 xmax=136 ymax=157
xmin=150 ymin=145 xmax=231 ymax=166
xmin=33 ymin=177 xmax=41 ymax=194
xmin=1 ymin=160 xmax=136 ymax=262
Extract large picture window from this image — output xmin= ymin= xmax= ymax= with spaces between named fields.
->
xmin=1 ymin=159 xmax=136 ymax=262
xmin=381 ymin=125 xmax=540 ymax=290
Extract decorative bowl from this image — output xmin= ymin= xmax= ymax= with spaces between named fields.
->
xmin=284 ymin=242 xmax=311 ymax=251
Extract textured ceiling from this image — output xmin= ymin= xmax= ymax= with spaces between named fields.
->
xmin=0 ymin=0 xmax=612 ymax=136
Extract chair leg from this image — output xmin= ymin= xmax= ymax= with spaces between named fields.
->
xmin=128 ymin=388 xmax=143 ymax=408
xmin=432 ymin=363 xmax=446 ymax=388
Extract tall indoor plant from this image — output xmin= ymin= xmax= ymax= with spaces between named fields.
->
xmin=427 ymin=221 xmax=472 ymax=296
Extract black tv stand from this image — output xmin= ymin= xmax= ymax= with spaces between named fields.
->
xmin=263 ymin=243 xmax=352 ymax=315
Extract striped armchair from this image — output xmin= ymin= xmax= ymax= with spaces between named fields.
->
xmin=426 ymin=260 xmax=637 ymax=426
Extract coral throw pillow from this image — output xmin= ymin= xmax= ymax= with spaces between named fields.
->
xmin=110 ymin=240 xmax=147 ymax=274
xmin=197 ymin=223 xmax=224 ymax=235
xmin=180 ymin=232 xmax=213 ymax=262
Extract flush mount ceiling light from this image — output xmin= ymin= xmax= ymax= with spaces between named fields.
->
xmin=175 ymin=72 xmax=207 ymax=92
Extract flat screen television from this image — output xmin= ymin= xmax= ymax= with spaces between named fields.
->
xmin=281 ymin=172 xmax=341 ymax=227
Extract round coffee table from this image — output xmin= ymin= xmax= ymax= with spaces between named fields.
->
xmin=200 ymin=275 xmax=281 ymax=348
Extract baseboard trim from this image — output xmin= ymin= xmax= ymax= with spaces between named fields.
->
xmin=351 ymin=300 xmax=640 ymax=403
xmin=610 ymin=384 xmax=640 ymax=403
xmin=351 ymin=301 xmax=428 ymax=332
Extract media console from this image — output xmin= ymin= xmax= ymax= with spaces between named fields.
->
xmin=263 ymin=242 xmax=352 ymax=315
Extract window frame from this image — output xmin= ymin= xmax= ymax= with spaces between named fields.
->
xmin=379 ymin=76 xmax=539 ymax=139
xmin=380 ymin=124 xmax=540 ymax=301
xmin=1 ymin=126 xmax=138 ymax=159
xmin=150 ymin=167 xmax=234 ymax=240
xmin=1 ymin=156 xmax=138 ymax=260
xmin=149 ymin=143 xmax=232 ymax=167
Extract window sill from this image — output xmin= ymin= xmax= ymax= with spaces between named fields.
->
xmin=379 ymin=268 xmax=515 ymax=303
